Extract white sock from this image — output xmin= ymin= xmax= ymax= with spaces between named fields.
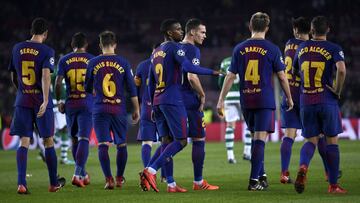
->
xmin=147 ymin=167 xmax=157 ymax=175
xmin=194 ymin=180 xmax=203 ymax=185
xmin=168 ymin=182 xmax=176 ymax=188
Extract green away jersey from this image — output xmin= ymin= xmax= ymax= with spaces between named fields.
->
xmin=218 ymin=57 xmax=240 ymax=104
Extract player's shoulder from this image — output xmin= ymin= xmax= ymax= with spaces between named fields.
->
xmin=325 ymin=40 xmax=342 ymax=51
xmin=286 ymin=38 xmax=303 ymax=46
xmin=137 ymin=58 xmax=151 ymax=70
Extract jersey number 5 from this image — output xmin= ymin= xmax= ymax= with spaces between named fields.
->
xmin=22 ymin=61 xmax=35 ymax=85
xmin=245 ymin=60 xmax=260 ymax=85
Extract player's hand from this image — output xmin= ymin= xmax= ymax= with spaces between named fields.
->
xmin=216 ymin=99 xmax=225 ymax=119
xmin=286 ymin=98 xmax=294 ymax=112
xmin=132 ymin=110 xmax=140 ymax=124
xmin=213 ymin=70 xmax=221 ymax=76
xmin=198 ymin=95 xmax=205 ymax=112
xmin=326 ymin=84 xmax=341 ymax=99
xmin=37 ymin=101 xmax=48 ymax=118
xmin=58 ymin=102 xmax=65 ymax=114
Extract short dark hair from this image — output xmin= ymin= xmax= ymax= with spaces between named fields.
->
xmin=30 ymin=17 xmax=48 ymax=35
xmin=250 ymin=12 xmax=270 ymax=32
xmin=292 ymin=17 xmax=310 ymax=34
xmin=311 ymin=16 xmax=329 ymax=35
xmin=185 ymin=18 xmax=202 ymax=34
xmin=71 ymin=32 xmax=87 ymax=49
xmin=160 ymin=19 xmax=179 ymax=36
xmin=99 ymin=30 xmax=116 ymax=47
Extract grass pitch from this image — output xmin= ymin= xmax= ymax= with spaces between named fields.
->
xmin=0 ymin=140 xmax=359 ymax=202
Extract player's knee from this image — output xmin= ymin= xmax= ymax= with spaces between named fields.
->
xmin=326 ymin=136 xmax=338 ymax=145
xmin=72 ymin=137 xmax=79 ymax=145
xmin=43 ymin=137 xmax=54 ymax=148
xmin=162 ymin=136 xmax=172 ymax=144
xmin=142 ymin=141 xmax=153 ymax=146
xmin=306 ymin=136 xmax=319 ymax=145
xmin=20 ymin=137 xmax=30 ymax=148
xmin=178 ymin=138 xmax=187 ymax=148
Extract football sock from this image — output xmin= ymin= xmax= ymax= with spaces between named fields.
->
xmin=192 ymin=140 xmax=205 ymax=182
xmin=72 ymin=141 xmax=79 ymax=161
xmin=160 ymin=143 xmax=168 ymax=178
xmin=17 ymin=146 xmax=28 ymax=186
xmin=116 ymin=145 xmax=128 ymax=177
xmin=45 ymin=147 xmax=58 ymax=186
xmin=141 ymin=144 xmax=152 ymax=167
xmin=250 ymin=140 xmax=265 ymax=180
xmin=75 ymin=139 xmax=89 ymax=176
xmin=244 ymin=130 xmax=252 ymax=156
xmin=225 ymin=127 xmax=235 ymax=160
xmin=148 ymin=143 xmax=166 ymax=167
xmin=326 ymin=144 xmax=340 ymax=185
xmin=299 ymin=142 xmax=316 ymax=167
xmin=98 ymin=144 xmax=112 ymax=178
xmin=164 ymin=158 xmax=174 ymax=183
xmin=317 ymin=137 xmax=329 ymax=173
xmin=150 ymin=140 xmax=183 ymax=171
xmin=281 ymin=137 xmax=294 ymax=172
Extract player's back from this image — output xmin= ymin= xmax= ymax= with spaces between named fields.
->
xmin=9 ymin=41 xmax=55 ymax=108
xmin=179 ymin=42 xmax=201 ymax=109
xmin=295 ymin=40 xmax=344 ymax=106
xmin=151 ymin=41 xmax=184 ymax=106
xmin=86 ymin=54 xmax=136 ymax=114
xmin=135 ymin=58 xmax=153 ymax=120
xmin=230 ymin=39 xmax=284 ymax=109
xmin=283 ymin=38 xmax=304 ymax=106
xmin=58 ymin=52 xmax=94 ymax=109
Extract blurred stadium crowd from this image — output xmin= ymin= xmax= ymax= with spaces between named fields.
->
xmin=1 ymin=0 xmax=359 ymax=127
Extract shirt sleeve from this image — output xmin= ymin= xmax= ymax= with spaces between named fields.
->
xmin=273 ymin=47 xmax=285 ymax=73
xmin=85 ymin=61 xmax=94 ymax=94
xmin=228 ymin=48 xmax=239 ymax=74
xmin=57 ymin=58 xmax=65 ymax=76
xmin=292 ymin=48 xmax=300 ymax=77
xmin=134 ymin=63 xmax=142 ymax=87
xmin=333 ymin=45 xmax=345 ymax=63
xmin=43 ymin=48 xmax=55 ymax=73
xmin=124 ymin=62 xmax=137 ymax=97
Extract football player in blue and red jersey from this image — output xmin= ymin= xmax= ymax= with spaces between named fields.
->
xmin=56 ymin=32 xmax=94 ymax=187
xmin=217 ymin=12 xmax=293 ymax=191
xmin=180 ymin=18 xmax=219 ymax=191
xmin=293 ymin=16 xmax=347 ymax=194
xmin=85 ymin=31 xmax=140 ymax=190
xmin=9 ymin=18 xmax=65 ymax=194
xmin=140 ymin=19 xmax=219 ymax=193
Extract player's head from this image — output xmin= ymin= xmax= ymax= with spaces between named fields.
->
xmin=185 ymin=18 xmax=206 ymax=45
xmin=99 ymin=30 xmax=117 ymax=50
xmin=160 ymin=19 xmax=183 ymax=42
xmin=292 ymin=17 xmax=310 ymax=37
xmin=71 ymin=32 xmax=88 ymax=50
xmin=249 ymin=12 xmax=270 ymax=33
xmin=311 ymin=16 xmax=329 ymax=36
xmin=30 ymin=17 xmax=48 ymax=41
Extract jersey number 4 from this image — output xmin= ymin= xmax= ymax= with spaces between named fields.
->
xmin=245 ymin=60 xmax=260 ymax=85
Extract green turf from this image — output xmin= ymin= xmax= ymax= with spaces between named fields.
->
xmin=0 ymin=140 xmax=359 ymax=202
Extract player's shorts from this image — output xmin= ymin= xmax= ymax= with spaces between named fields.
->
xmin=10 ymin=106 xmax=54 ymax=138
xmin=153 ymin=104 xmax=187 ymax=140
xmin=186 ymin=109 xmax=205 ymax=138
xmin=300 ymin=104 xmax=343 ymax=138
xmin=65 ymin=108 xmax=92 ymax=139
xmin=93 ymin=113 xmax=128 ymax=145
xmin=53 ymin=106 xmax=67 ymax=130
xmin=242 ymin=108 xmax=275 ymax=133
xmin=137 ymin=119 xmax=158 ymax=142
xmin=224 ymin=102 xmax=241 ymax=122
xmin=281 ymin=104 xmax=302 ymax=129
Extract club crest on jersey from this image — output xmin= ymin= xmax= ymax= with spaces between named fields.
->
xmin=50 ymin=57 xmax=55 ymax=65
xmin=177 ymin=49 xmax=185 ymax=56
xmin=192 ymin=58 xmax=200 ymax=65
xmin=280 ymin=56 xmax=284 ymax=64
xmin=339 ymin=51 xmax=344 ymax=59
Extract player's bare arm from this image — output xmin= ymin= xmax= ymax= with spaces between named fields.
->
xmin=188 ymin=73 xmax=206 ymax=112
xmin=217 ymin=72 xmax=236 ymax=117
xmin=11 ymin=71 xmax=18 ymax=90
xmin=326 ymin=61 xmax=346 ymax=99
xmin=131 ymin=96 xmax=140 ymax=124
xmin=37 ymin=68 xmax=51 ymax=117
xmin=277 ymin=70 xmax=294 ymax=111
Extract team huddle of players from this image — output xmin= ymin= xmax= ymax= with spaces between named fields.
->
xmin=8 ymin=11 xmax=346 ymax=195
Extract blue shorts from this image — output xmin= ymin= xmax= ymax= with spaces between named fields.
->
xmin=65 ymin=108 xmax=92 ymax=139
xmin=137 ymin=119 xmax=158 ymax=142
xmin=93 ymin=113 xmax=128 ymax=145
xmin=242 ymin=108 xmax=275 ymax=133
xmin=153 ymin=104 xmax=187 ymax=140
xmin=10 ymin=106 xmax=54 ymax=138
xmin=300 ymin=104 xmax=343 ymax=138
xmin=281 ymin=104 xmax=302 ymax=129
xmin=186 ymin=109 xmax=205 ymax=138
